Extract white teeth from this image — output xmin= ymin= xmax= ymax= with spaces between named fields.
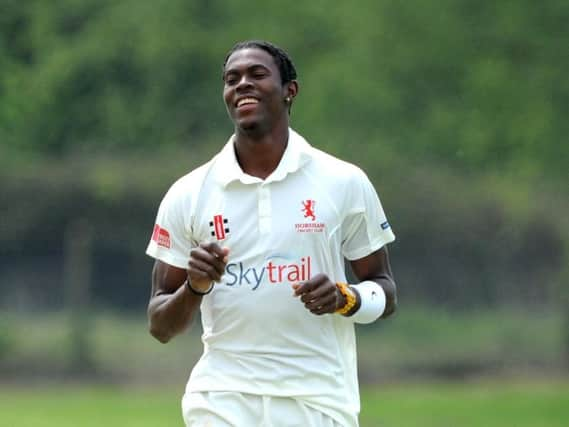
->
xmin=237 ymin=98 xmax=259 ymax=107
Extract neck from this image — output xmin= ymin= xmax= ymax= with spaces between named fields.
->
xmin=233 ymin=121 xmax=290 ymax=180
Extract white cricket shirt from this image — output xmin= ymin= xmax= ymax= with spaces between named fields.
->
xmin=146 ymin=129 xmax=395 ymax=426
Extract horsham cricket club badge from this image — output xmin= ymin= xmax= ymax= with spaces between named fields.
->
xmin=210 ymin=214 xmax=230 ymax=240
xmin=301 ymin=199 xmax=316 ymax=221
xmin=295 ymin=199 xmax=325 ymax=233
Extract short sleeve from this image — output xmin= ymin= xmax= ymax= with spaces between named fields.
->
xmin=341 ymin=170 xmax=395 ymax=260
xmin=145 ymin=181 xmax=193 ymax=269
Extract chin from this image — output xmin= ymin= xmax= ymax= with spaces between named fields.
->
xmin=236 ymin=117 xmax=261 ymax=132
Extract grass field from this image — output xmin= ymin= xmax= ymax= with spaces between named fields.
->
xmin=1 ymin=381 xmax=568 ymax=427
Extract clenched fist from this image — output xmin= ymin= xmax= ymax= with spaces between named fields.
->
xmin=188 ymin=242 xmax=230 ymax=293
xmin=292 ymin=273 xmax=346 ymax=315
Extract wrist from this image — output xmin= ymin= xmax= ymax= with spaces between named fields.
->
xmin=185 ymin=277 xmax=214 ymax=296
xmin=348 ymin=280 xmax=386 ymax=324
xmin=335 ymin=282 xmax=357 ymax=315
xmin=345 ymin=286 xmax=361 ymax=316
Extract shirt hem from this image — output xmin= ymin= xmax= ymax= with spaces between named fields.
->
xmin=146 ymin=246 xmax=188 ymax=269
xmin=185 ymin=382 xmax=358 ymax=427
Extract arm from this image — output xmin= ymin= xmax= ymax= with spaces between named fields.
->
xmin=292 ymin=246 xmax=397 ymax=319
xmin=147 ymin=243 xmax=229 ymax=343
xmin=147 ymin=260 xmax=200 ymax=343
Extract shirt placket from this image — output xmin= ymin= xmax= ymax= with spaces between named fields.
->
xmin=258 ymin=184 xmax=271 ymax=234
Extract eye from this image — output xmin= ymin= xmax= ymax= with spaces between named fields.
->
xmin=224 ymin=74 xmax=239 ymax=85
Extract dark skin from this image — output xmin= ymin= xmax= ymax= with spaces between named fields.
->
xmin=147 ymin=47 xmax=397 ymax=343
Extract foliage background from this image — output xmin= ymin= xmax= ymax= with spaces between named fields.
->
xmin=1 ymin=0 xmax=568 ymax=415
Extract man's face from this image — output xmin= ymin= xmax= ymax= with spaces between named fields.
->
xmin=222 ymin=48 xmax=288 ymax=132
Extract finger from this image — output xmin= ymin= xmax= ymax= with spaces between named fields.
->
xmin=291 ymin=283 xmax=301 ymax=296
xmin=294 ymin=273 xmax=327 ymax=296
xmin=199 ymin=243 xmax=230 ymax=264
xmin=189 ymin=257 xmax=224 ymax=281
xmin=200 ymin=242 xmax=229 ymax=260
xmin=190 ymin=257 xmax=225 ymax=280
xmin=311 ymin=302 xmax=337 ymax=315
xmin=309 ymin=299 xmax=338 ymax=315
xmin=191 ymin=248 xmax=227 ymax=273
xmin=300 ymin=283 xmax=335 ymax=304
xmin=221 ymin=247 xmax=230 ymax=263
xmin=305 ymin=291 xmax=337 ymax=312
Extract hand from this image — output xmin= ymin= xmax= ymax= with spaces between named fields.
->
xmin=188 ymin=242 xmax=230 ymax=292
xmin=292 ymin=273 xmax=345 ymax=315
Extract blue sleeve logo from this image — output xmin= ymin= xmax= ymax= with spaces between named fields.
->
xmin=380 ymin=221 xmax=391 ymax=230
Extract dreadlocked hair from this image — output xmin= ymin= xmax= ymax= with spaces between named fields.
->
xmin=223 ymin=40 xmax=297 ymax=85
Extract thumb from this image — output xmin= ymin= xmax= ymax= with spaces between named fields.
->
xmin=291 ymin=282 xmax=301 ymax=296
xmin=222 ymin=246 xmax=230 ymax=263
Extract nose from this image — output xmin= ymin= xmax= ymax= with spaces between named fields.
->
xmin=235 ymin=75 xmax=254 ymax=92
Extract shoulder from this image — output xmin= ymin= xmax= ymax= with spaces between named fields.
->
xmin=168 ymin=159 xmax=215 ymax=194
xmin=291 ymin=129 xmax=368 ymax=183
xmin=160 ymin=159 xmax=216 ymax=205
xmin=305 ymin=145 xmax=369 ymax=185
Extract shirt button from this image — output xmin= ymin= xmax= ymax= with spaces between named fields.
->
xmin=258 ymin=187 xmax=271 ymax=216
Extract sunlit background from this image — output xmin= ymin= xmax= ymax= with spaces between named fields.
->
xmin=1 ymin=1 xmax=568 ymax=426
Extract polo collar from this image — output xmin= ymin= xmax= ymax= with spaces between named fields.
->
xmin=213 ymin=128 xmax=312 ymax=187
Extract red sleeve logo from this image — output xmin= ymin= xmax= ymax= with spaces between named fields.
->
xmin=152 ymin=224 xmax=171 ymax=248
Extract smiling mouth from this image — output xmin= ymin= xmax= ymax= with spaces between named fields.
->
xmin=236 ymin=97 xmax=259 ymax=108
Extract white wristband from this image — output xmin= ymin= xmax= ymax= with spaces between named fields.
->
xmin=349 ymin=280 xmax=386 ymax=324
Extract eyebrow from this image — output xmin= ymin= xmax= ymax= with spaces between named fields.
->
xmin=223 ymin=63 xmax=271 ymax=77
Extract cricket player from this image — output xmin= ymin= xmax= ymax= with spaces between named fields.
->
xmin=146 ymin=40 xmax=397 ymax=426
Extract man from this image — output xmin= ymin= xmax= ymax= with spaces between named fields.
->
xmin=146 ymin=40 xmax=397 ymax=427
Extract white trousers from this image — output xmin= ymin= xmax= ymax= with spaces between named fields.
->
xmin=182 ymin=391 xmax=343 ymax=427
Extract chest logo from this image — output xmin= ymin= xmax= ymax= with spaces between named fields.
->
xmin=301 ymin=199 xmax=316 ymax=221
xmin=210 ymin=214 xmax=230 ymax=241
xmin=296 ymin=199 xmax=325 ymax=233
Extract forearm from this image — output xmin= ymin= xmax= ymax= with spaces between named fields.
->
xmin=147 ymin=284 xmax=202 ymax=343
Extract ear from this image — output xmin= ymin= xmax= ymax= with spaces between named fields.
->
xmin=285 ymin=80 xmax=299 ymax=101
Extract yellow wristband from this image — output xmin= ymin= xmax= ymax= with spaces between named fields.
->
xmin=335 ymin=282 xmax=357 ymax=315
